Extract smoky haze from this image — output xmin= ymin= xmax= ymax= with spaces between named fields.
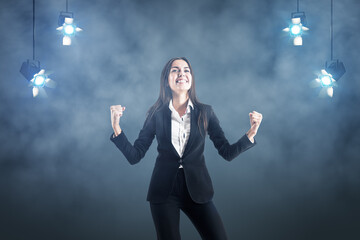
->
xmin=0 ymin=0 xmax=359 ymax=239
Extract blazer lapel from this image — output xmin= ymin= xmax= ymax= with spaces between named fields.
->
xmin=163 ymin=105 xmax=181 ymax=158
xmin=182 ymin=106 xmax=198 ymax=158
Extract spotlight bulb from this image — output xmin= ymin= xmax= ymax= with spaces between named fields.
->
xmin=319 ymin=69 xmax=335 ymax=87
xmin=31 ymin=69 xmax=48 ymax=87
xmin=29 ymin=69 xmax=56 ymax=97
xmin=320 ymin=75 xmax=332 ymax=87
xmin=34 ymin=75 xmax=46 ymax=87
xmin=290 ymin=24 xmax=301 ymax=35
xmin=64 ymin=25 xmax=75 ymax=35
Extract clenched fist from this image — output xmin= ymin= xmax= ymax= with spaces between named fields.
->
xmin=110 ymin=105 xmax=126 ymax=137
xmin=246 ymin=111 xmax=263 ymax=143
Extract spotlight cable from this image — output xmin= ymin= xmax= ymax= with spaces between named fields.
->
xmin=313 ymin=0 xmax=345 ymax=97
xmin=297 ymin=0 xmax=299 ymax=12
xmin=330 ymin=0 xmax=333 ymax=60
xmin=32 ymin=0 xmax=35 ymax=61
xmin=20 ymin=0 xmax=55 ymax=97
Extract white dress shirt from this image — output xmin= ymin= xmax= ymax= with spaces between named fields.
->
xmin=169 ymin=99 xmax=193 ymax=168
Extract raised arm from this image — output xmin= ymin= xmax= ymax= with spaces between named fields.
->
xmin=110 ymin=105 xmax=156 ymax=165
xmin=207 ymin=107 xmax=262 ymax=161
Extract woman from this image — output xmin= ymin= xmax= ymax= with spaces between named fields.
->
xmin=110 ymin=57 xmax=262 ymax=240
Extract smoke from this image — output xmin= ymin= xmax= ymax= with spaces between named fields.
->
xmin=1 ymin=0 xmax=360 ymax=239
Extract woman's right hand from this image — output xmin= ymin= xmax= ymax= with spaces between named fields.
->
xmin=110 ymin=105 xmax=126 ymax=137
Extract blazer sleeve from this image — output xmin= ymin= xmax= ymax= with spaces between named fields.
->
xmin=207 ymin=106 xmax=256 ymax=161
xmin=110 ymin=114 xmax=156 ymax=165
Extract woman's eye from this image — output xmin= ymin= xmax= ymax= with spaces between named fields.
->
xmin=185 ymin=70 xmax=190 ymax=73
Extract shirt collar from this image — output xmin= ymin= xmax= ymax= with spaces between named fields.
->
xmin=169 ymin=99 xmax=194 ymax=114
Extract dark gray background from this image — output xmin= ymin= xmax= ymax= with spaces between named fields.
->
xmin=1 ymin=0 xmax=359 ymax=239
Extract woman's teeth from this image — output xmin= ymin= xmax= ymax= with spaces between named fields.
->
xmin=176 ymin=80 xmax=187 ymax=83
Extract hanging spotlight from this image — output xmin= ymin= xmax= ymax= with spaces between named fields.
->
xmin=313 ymin=0 xmax=346 ymax=98
xmin=57 ymin=17 xmax=82 ymax=45
xmin=33 ymin=70 xmax=47 ymax=87
xmin=314 ymin=69 xmax=336 ymax=97
xmin=283 ymin=1 xmax=309 ymax=46
xmin=56 ymin=1 xmax=82 ymax=46
xmin=30 ymin=69 xmax=55 ymax=97
xmin=318 ymin=69 xmax=334 ymax=87
xmin=313 ymin=60 xmax=345 ymax=98
xmin=20 ymin=60 xmax=55 ymax=97
xmin=19 ymin=0 xmax=55 ymax=97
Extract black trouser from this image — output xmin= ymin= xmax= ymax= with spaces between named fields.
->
xmin=150 ymin=168 xmax=228 ymax=240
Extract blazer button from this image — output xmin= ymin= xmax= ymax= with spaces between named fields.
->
xmin=178 ymin=159 xmax=183 ymax=164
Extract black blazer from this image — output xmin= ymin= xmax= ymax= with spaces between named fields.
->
xmin=110 ymin=104 xmax=256 ymax=203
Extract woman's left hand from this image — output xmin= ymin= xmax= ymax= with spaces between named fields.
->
xmin=246 ymin=111 xmax=263 ymax=143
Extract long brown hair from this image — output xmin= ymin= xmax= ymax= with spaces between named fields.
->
xmin=147 ymin=57 xmax=208 ymax=134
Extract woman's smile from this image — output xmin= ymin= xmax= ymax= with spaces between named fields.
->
xmin=176 ymin=78 xmax=188 ymax=84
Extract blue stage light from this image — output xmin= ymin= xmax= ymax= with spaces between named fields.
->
xmin=319 ymin=75 xmax=332 ymax=87
xmin=312 ymin=0 xmax=345 ymax=98
xmin=317 ymin=69 xmax=335 ymax=87
xmin=283 ymin=11 xmax=309 ymax=46
xmin=64 ymin=24 xmax=75 ymax=35
xmin=290 ymin=24 xmax=301 ymax=35
xmin=57 ymin=15 xmax=82 ymax=45
xmin=26 ymin=69 xmax=55 ymax=97
xmin=34 ymin=74 xmax=46 ymax=87
xmin=311 ymin=69 xmax=336 ymax=97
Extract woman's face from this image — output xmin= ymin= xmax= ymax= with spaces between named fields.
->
xmin=168 ymin=59 xmax=192 ymax=96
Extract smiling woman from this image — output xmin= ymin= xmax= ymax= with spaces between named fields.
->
xmin=110 ymin=57 xmax=263 ymax=240
xmin=168 ymin=60 xmax=192 ymax=94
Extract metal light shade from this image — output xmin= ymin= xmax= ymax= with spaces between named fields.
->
xmin=19 ymin=59 xmax=40 ymax=81
xmin=291 ymin=11 xmax=307 ymax=26
xmin=58 ymin=11 xmax=74 ymax=26
xmin=325 ymin=60 xmax=346 ymax=81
